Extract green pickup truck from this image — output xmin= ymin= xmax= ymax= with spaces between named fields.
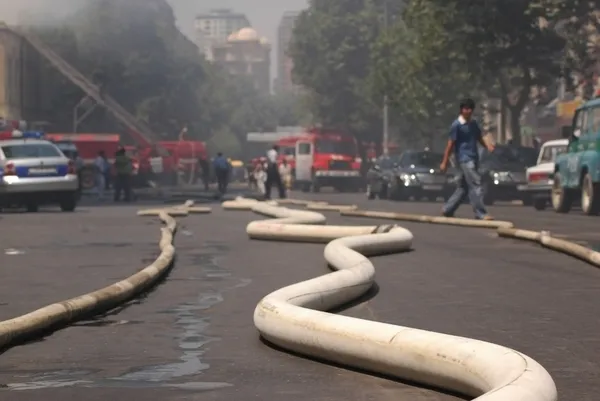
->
xmin=552 ymin=97 xmax=600 ymax=215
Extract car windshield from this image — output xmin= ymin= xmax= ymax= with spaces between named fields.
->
xmin=484 ymin=146 xmax=529 ymax=165
xmin=315 ymin=139 xmax=356 ymax=156
xmin=399 ymin=151 xmax=442 ymax=168
xmin=2 ymin=143 xmax=62 ymax=159
xmin=55 ymin=142 xmax=78 ymax=159
xmin=539 ymin=144 xmax=567 ymax=164
xmin=377 ymin=156 xmax=399 ymax=170
xmin=515 ymin=147 xmax=538 ymax=166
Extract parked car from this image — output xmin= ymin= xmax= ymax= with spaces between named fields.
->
xmin=366 ymin=156 xmax=400 ymax=199
xmin=552 ymin=97 xmax=600 ymax=215
xmin=479 ymin=145 xmax=532 ymax=205
xmin=0 ymin=134 xmax=79 ymax=212
xmin=390 ymin=150 xmax=454 ymax=201
xmin=518 ymin=139 xmax=568 ymax=210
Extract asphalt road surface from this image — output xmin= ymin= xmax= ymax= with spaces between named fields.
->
xmin=0 ymin=192 xmax=597 ymax=400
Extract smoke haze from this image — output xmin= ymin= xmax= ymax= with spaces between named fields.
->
xmin=0 ymin=0 xmax=89 ymax=25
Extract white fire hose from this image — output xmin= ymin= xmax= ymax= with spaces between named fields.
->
xmin=221 ymin=197 xmax=557 ymax=401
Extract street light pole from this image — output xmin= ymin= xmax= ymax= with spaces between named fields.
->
xmin=382 ymin=0 xmax=389 ymax=156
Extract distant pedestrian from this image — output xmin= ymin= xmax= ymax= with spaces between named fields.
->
xmin=279 ymin=159 xmax=292 ymax=190
xmin=440 ymin=98 xmax=494 ymax=220
xmin=94 ymin=151 xmax=107 ymax=200
xmin=265 ymin=145 xmax=285 ymax=199
xmin=113 ymin=147 xmax=133 ymax=202
xmin=212 ymin=152 xmax=231 ymax=195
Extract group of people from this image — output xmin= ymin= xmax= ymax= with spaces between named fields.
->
xmin=92 ymin=147 xmax=134 ymax=202
xmin=247 ymin=145 xmax=290 ymax=200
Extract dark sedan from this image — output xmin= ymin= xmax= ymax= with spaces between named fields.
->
xmin=391 ymin=150 xmax=455 ymax=201
xmin=479 ymin=146 xmax=533 ymax=205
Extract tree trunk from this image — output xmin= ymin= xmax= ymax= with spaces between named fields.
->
xmin=500 ymin=98 xmax=507 ymax=144
xmin=499 ymin=68 xmax=531 ymax=146
xmin=508 ymin=106 xmax=522 ymax=145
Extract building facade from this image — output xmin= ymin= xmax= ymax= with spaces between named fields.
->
xmin=275 ymin=11 xmax=300 ymax=94
xmin=212 ymin=27 xmax=271 ymax=94
xmin=0 ymin=26 xmax=48 ymax=122
xmin=194 ymin=8 xmax=251 ymax=61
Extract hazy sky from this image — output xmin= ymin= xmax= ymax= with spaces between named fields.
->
xmin=0 ymin=0 xmax=309 ymax=78
xmin=168 ymin=0 xmax=309 ymax=78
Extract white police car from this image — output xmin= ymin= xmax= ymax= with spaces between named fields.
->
xmin=0 ymin=131 xmax=79 ymax=212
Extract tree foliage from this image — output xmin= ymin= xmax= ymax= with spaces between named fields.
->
xmin=370 ymin=0 xmax=479 ymax=147
xmin=292 ymin=0 xmax=594 ymax=148
xmin=27 ymin=0 xmax=304 ymax=157
xmin=289 ymin=0 xmax=384 ymax=146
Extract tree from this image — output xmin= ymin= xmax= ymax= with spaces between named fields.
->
xmin=424 ymin=0 xmax=565 ymax=143
xmin=370 ymin=0 xmax=480 ymax=147
xmin=289 ymin=0 xmax=384 ymax=148
xmin=532 ymin=0 xmax=600 ymax=99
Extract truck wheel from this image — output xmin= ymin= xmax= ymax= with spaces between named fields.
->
xmin=581 ymin=173 xmax=600 ymax=215
xmin=551 ymin=172 xmax=574 ymax=213
xmin=533 ymin=198 xmax=547 ymax=211
xmin=311 ymin=176 xmax=320 ymax=193
xmin=60 ymin=193 xmax=77 ymax=212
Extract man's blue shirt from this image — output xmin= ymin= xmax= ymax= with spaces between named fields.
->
xmin=450 ymin=117 xmax=482 ymax=163
xmin=213 ymin=156 xmax=230 ymax=171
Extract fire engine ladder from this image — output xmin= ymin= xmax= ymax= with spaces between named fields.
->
xmin=4 ymin=24 xmax=177 ymax=194
xmin=8 ymin=25 xmax=159 ymax=142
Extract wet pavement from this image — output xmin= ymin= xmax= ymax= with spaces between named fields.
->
xmin=0 ymin=194 xmax=598 ymax=399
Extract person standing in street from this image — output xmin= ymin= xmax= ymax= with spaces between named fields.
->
xmin=440 ymin=98 xmax=494 ymax=220
xmin=212 ymin=152 xmax=231 ymax=195
xmin=265 ymin=145 xmax=285 ymax=199
xmin=113 ymin=147 xmax=133 ymax=202
xmin=279 ymin=158 xmax=292 ymax=191
xmin=94 ymin=151 xmax=107 ymax=200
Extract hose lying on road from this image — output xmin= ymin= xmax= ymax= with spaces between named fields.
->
xmin=0 ymin=200 xmax=210 ymax=350
xmin=222 ymin=197 xmax=557 ymax=401
xmin=334 ymin=204 xmax=600 ymax=268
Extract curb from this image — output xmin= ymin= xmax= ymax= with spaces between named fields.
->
xmin=223 ymin=197 xmax=557 ymax=400
xmin=341 ymin=209 xmax=513 ymax=228
xmin=498 ymin=227 xmax=600 ymax=266
xmin=305 ymin=202 xmax=358 ymax=212
xmin=0 ymin=200 xmax=210 ymax=350
xmin=336 ymin=205 xmax=600 ymax=268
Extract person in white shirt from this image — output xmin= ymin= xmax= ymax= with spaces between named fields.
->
xmin=265 ymin=145 xmax=285 ymax=199
xmin=278 ymin=159 xmax=292 ymax=190
xmin=94 ymin=151 xmax=107 ymax=200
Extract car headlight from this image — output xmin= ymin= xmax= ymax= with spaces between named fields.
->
xmin=492 ymin=171 xmax=510 ymax=181
xmin=400 ymin=173 xmax=417 ymax=185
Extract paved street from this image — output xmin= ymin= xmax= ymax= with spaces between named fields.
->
xmin=0 ymin=192 xmax=598 ymax=400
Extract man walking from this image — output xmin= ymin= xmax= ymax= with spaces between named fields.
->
xmin=265 ymin=145 xmax=285 ymax=199
xmin=212 ymin=152 xmax=231 ymax=195
xmin=440 ymin=98 xmax=494 ymax=220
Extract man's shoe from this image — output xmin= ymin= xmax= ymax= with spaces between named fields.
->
xmin=480 ymin=215 xmax=494 ymax=221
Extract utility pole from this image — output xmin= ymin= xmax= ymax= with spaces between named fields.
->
xmin=382 ymin=0 xmax=389 ymax=156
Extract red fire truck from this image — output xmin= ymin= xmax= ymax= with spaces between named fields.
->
xmin=277 ymin=128 xmax=362 ymax=192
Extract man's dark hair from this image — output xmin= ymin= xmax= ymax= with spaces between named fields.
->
xmin=217 ymin=152 xmax=223 ymax=157
xmin=460 ymin=98 xmax=476 ymax=110
xmin=273 ymin=145 xmax=279 ymax=151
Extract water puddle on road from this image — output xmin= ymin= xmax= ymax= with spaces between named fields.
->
xmin=2 ymin=241 xmax=250 ymax=392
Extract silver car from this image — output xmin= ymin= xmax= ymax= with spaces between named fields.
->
xmin=0 ymin=139 xmax=79 ymax=212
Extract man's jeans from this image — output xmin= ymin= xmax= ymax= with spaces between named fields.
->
xmin=443 ymin=160 xmax=488 ymax=219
